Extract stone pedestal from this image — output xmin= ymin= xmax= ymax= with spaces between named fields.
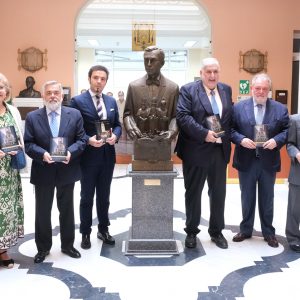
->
xmin=125 ymin=165 xmax=179 ymax=255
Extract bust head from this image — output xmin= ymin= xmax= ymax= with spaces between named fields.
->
xmin=25 ymin=76 xmax=35 ymax=89
xmin=144 ymin=46 xmax=165 ymax=78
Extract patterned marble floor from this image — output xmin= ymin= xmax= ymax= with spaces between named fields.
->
xmin=0 ymin=164 xmax=299 ymax=300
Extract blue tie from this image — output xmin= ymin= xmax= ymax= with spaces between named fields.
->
xmin=50 ymin=111 xmax=59 ymax=137
xmin=255 ymin=104 xmax=264 ymax=125
xmin=210 ymin=90 xmax=220 ymax=115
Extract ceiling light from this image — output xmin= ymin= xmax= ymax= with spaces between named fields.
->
xmin=88 ymin=39 xmax=99 ymax=47
xmin=183 ymin=41 xmax=197 ymax=48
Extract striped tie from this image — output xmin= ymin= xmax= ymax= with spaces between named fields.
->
xmin=95 ymin=94 xmax=103 ymax=119
xmin=50 ymin=111 xmax=59 ymax=137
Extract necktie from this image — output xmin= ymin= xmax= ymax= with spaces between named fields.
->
xmin=255 ymin=104 xmax=264 ymax=125
xmin=210 ymin=90 xmax=219 ymax=115
xmin=95 ymin=94 xmax=103 ymax=119
xmin=50 ymin=111 xmax=59 ymax=137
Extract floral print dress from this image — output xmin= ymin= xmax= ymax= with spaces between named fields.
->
xmin=0 ymin=110 xmax=24 ymax=250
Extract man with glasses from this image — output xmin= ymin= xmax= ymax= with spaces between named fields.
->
xmin=231 ymin=73 xmax=289 ymax=248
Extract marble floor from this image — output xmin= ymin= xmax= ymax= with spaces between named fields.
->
xmin=0 ymin=164 xmax=299 ymax=300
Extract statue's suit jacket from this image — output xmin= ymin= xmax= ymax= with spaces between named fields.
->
xmin=70 ymin=91 xmax=122 ymax=166
xmin=231 ymin=97 xmax=289 ymax=172
xmin=24 ymin=106 xmax=87 ymax=186
xmin=175 ymin=80 xmax=233 ymax=167
xmin=287 ymin=114 xmax=300 ymax=185
xmin=123 ymin=74 xmax=179 ymax=124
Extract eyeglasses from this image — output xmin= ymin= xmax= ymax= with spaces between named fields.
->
xmin=253 ymin=87 xmax=269 ymax=93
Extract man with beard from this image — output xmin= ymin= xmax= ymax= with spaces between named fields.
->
xmin=231 ymin=73 xmax=289 ymax=247
xmin=24 ymin=81 xmax=87 ymax=263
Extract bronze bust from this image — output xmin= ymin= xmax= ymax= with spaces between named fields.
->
xmin=123 ymin=46 xmax=179 ymax=170
xmin=18 ymin=76 xmax=41 ymax=98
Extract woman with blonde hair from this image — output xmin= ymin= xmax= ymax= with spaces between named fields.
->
xmin=0 ymin=73 xmax=25 ymax=268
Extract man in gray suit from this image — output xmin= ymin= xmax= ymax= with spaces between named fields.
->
xmin=286 ymin=114 xmax=300 ymax=252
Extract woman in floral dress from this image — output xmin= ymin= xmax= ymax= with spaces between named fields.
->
xmin=0 ymin=73 xmax=25 ymax=269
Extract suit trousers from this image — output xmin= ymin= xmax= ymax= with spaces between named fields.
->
xmin=79 ymin=162 xmax=114 ymax=235
xmin=238 ymin=159 xmax=276 ymax=237
xmin=35 ymin=183 xmax=75 ymax=251
xmin=183 ymin=145 xmax=227 ymax=236
xmin=286 ymin=183 xmax=300 ymax=245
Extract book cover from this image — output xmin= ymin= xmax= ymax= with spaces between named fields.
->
xmin=50 ymin=137 xmax=68 ymax=162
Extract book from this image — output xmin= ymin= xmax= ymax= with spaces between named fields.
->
xmin=205 ymin=114 xmax=225 ymax=137
xmin=95 ymin=120 xmax=112 ymax=143
xmin=254 ymin=124 xmax=268 ymax=147
xmin=50 ymin=137 xmax=68 ymax=162
xmin=0 ymin=126 xmax=20 ymax=152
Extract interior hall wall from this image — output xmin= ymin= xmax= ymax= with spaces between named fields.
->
xmin=0 ymin=0 xmax=300 ymax=177
xmin=0 ymin=0 xmax=83 ymax=97
xmin=0 ymin=0 xmax=299 ymax=103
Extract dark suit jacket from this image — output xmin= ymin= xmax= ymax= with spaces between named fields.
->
xmin=286 ymin=114 xmax=300 ymax=185
xmin=124 ymin=74 xmax=179 ymax=124
xmin=231 ymin=97 xmax=289 ymax=172
xmin=175 ymin=80 xmax=233 ymax=167
xmin=70 ymin=91 xmax=122 ymax=166
xmin=24 ymin=106 xmax=87 ymax=186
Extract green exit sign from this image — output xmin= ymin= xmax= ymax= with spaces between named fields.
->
xmin=239 ymin=80 xmax=250 ymax=94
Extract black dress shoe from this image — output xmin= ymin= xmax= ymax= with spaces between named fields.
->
xmin=232 ymin=232 xmax=252 ymax=242
xmin=264 ymin=236 xmax=279 ymax=248
xmin=211 ymin=233 xmax=228 ymax=249
xmin=97 ymin=231 xmax=115 ymax=245
xmin=185 ymin=234 xmax=197 ymax=248
xmin=290 ymin=244 xmax=300 ymax=252
xmin=81 ymin=234 xmax=91 ymax=249
xmin=34 ymin=250 xmax=50 ymax=263
xmin=61 ymin=247 xmax=81 ymax=258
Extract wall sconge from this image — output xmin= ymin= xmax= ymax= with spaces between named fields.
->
xmin=132 ymin=23 xmax=156 ymax=51
xmin=239 ymin=49 xmax=267 ymax=74
xmin=18 ymin=47 xmax=47 ymax=72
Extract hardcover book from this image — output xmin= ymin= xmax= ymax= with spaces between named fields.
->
xmin=205 ymin=114 xmax=225 ymax=138
xmin=0 ymin=126 xmax=20 ymax=152
xmin=50 ymin=137 xmax=68 ymax=162
xmin=254 ymin=124 xmax=268 ymax=147
xmin=95 ymin=120 xmax=112 ymax=143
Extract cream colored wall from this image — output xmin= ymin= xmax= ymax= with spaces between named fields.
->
xmin=187 ymin=49 xmax=210 ymax=82
xmin=0 ymin=0 xmax=299 ymax=109
xmin=77 ymin=48 xmax=95 ymax=94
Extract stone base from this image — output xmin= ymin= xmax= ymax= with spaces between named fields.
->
xmin=125 ymin=238 xmax=179 ymax=256
xmin=132 ymin=159 xmax=173 ymax=171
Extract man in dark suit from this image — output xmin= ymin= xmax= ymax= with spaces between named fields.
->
xmin=24 ymin=80 xmax=87 ymax=263
xmin=231 ymin=73 xmax=289 ymax=248
xmin=70 ymin=65 xmax=121 ymax=249
xmin=285 ymin=115 xmax=300 ymax=252
xmin=176 ymin=57 xmax=233 ymax=249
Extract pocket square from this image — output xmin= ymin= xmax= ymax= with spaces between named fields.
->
xmin=110 ymin=108 xmax=115 ymax=111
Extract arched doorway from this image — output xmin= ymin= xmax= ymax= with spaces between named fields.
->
xmin=75 ymin=0 xmax=211 ymax=159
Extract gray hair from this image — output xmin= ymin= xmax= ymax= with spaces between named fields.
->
xmin=251 ymin=73 xmax=272 ymax=88
xmin=0 ymin=73 xmax=11 ymax=100
xmin=41 ymin=80 xmax=63 ymax=95
xmin=201 ymin=57 xmax=220 ymax=71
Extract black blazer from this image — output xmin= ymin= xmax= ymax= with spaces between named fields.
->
xmin=24 ymin=106 xmax=87 ymax=186
xmin=175 ymin=80 xmax=233 ymax=167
